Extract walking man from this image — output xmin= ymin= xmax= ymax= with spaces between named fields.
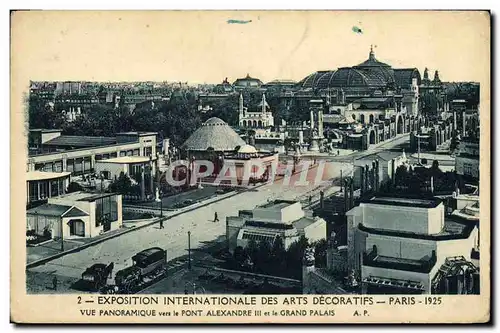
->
xmin=214 ymin=212 xmax=219 ymax=222
xmin=108 ymin=262 xmax=114 ymax=279
xmin=159 ymin=219 xmax=164 ymax=229
xmin=52 ymin=276 xmax=58 ymax=291
xmin=309 ymin=195 xmax=312 ymax=205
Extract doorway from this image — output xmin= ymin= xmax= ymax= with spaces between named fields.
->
xmin=68 ymin=219 xmax=85 ymax=237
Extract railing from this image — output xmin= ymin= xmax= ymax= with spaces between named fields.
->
xmin=363 ymin=247 xmax=437 ymax=274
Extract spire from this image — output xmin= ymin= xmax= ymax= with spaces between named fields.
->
xmin=433 ymin=70 xmax=441 ymax=83
xmin=239 ymin=93 xmax=244 ymax=115
xmin=423 ymin=67 xmax=429 ymax=80
xmin=261 ymin=93 xmax=267 ymax=114
xmin=369 ymin=44 xmax=375 ymax=60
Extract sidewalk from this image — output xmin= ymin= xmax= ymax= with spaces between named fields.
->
xmin=26 ymin=218 xmax=158 ymax=266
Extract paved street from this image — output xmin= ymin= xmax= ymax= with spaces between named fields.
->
xmin=27 ymin=162 xmax=351 ymax=294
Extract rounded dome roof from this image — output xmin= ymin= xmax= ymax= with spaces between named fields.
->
xmin=298 ymin=48 xmax=413 ymax=90
xmin=238 ymin=144 xmax=258 ymax=154
xmin=181 ymin=117 xmax=246 ymax=152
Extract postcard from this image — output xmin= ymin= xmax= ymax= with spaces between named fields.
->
xmin=10 ymin=10 xmax=490 ymax=323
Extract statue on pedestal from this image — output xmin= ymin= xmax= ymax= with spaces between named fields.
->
xmin=155 ymin=187 xmax=161 ymax=202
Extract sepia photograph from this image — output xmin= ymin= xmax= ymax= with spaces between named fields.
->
xmin=10 ymin=10 xmax=490 ymax=323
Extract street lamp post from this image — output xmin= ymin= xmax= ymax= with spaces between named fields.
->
xmin=60 ymin=216 xmax=64 ymax=252
xmin=160 ymin=191 xmax=163 ymax=217
xmin=188 ymin=231 xmax=191 ymax=270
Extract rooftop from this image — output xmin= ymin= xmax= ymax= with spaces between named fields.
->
xmin=95 ymin=156 xmax=155 ymax=164
xmin=27 ymin=171 xmax=71 ymax=181
xmin=30 ymin=128 xmax=63 ymax=133
xmin=43 ymin=135 xmax=117 ymax=148
xmin=363 ymin=196 xmax=442 ymax=209
xmin=50 ymin=191 xmax=118 ymax=202
xmin=27 ymin=203 xmax=72 ymax=217
xmin=181 ymin=117 xmax=246 ymax=152
xmin=259 ymin=200 xmax=298 ymax=210
xmin=292 ymin=216 xmax=319 ymax=230
xmin=358 ymin=214 xmax=476 ymax=241
xmin=116 ymin=132 xmax=158 ymax=137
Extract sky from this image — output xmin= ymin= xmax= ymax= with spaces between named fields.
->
xmin=11 ymin=11 xmax=490 ymax=85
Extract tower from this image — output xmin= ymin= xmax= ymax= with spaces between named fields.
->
xmin=433 ymin=70 xmax=441 ymax=84
xmin=239 ymin=93 xmax=244 ymax=117
xmin=261 ymin=93 xmax=267 ymax=114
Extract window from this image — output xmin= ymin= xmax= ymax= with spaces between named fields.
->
xmin=28 ymin=182 xmax=38 ymax=201
xmin=95 ymin=195 xmax=119 ymax=227
xmin=463 ymin=163 xmax=474 ymax=176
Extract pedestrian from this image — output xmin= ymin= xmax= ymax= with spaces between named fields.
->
xmin=52 ymin=276 xmax=58 ymax=291
xmin=214 ymin=212 xmax=219 ymax=222
xmin=159 ymin=219 xmax=164 ymax=229
xmin=308 ymin=195 xmax=312 ymax=205
xmin=337 ymin=150 xmax=340 ymax=156
xmin=108 ymin=262 xmax=114 ymax=279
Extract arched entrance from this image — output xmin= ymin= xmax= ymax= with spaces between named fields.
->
xmin=360 ymin=114 xmax=365 ymax=124
xmin=253 ymin=120 xmax=257 ymax=128
xmin=68 ymin=219 xmax=85 ymax=237
xmin=242 ymin=120 xmax=247 ymax=127
xmin=396 ymin=115 xmax=404 ymax=134
xmin=258 ymin=120 xmax=263 ymax=128
xmin=352 ymin=114 xmax=356 ymax=120
xmin=369 ymin=114 xmax=374 ymax=124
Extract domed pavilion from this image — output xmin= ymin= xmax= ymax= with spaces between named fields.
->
xmin=181 ymin=117 xmax=246 ymax=155
xmin=298 ymin=46 xmax=421 ymax=96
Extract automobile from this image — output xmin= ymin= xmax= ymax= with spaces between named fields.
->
xmin=81 ymin=263 xmax=111 ymax=291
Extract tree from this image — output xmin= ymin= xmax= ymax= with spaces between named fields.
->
xmin=285 ymin=236 xmax=309 ymax=279
xmin=246 ymin=239 xmax=259 ymax=270
xmin=109 ymin=172 xmax=133 ymax=194
xmin=233 ymin=246 xmax=248 ymax=268
xmin=67 ymin=181 xmax=84 ymax=193
xmin=28 ymin=95 xmax=66 ymax=130
xmin=395 ymin=165 xmax=409 ymax=188
xmin=313 ymin=239 xmax=328 ymax=268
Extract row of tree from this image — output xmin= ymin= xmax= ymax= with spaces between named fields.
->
xmin=394 ymin=162 xmax=462 ymax=194
xmin=229 ymin=236 xmax=328 ymax=280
